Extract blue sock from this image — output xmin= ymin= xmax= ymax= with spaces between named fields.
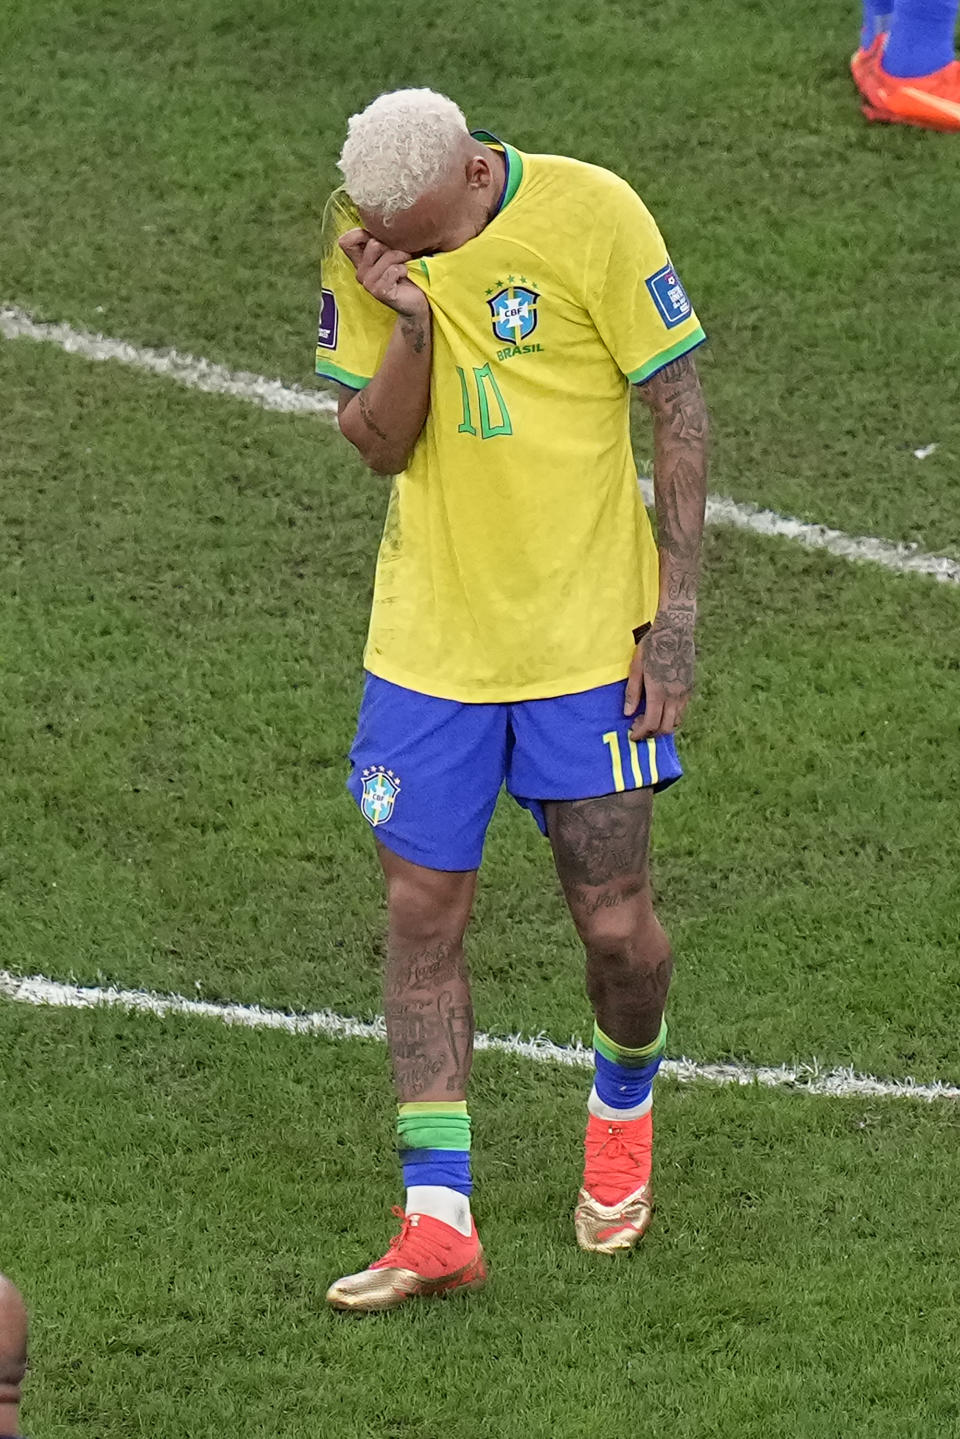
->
xmin=589 ymin=1020 xmax=666 ymax=1119
xmin=884 ymin=0 xmax=958 ymax=75
xmin=862 ymin=0 xmax=894 ymax=48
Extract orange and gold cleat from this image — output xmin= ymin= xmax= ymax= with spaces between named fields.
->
xmin=857 ymin=43 xmax=960 ymax=130
xmin=574 ymin=1112 xmax=654 ymax=1254
xmin=326 ymin=1208 xmax=487 ymax=1312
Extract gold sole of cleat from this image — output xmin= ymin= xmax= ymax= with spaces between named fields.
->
xmin=326 ymin=1250 xmax=487 ymax=1313
xmin=574 ymin=1184 xmax=653 ymax=1254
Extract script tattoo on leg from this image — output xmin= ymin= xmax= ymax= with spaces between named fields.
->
xmin=384 ymin=939 xmax=474 ymax=1100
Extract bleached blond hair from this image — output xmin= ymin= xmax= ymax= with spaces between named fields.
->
xmin=338 ymin=89 xmax=471 ymax=219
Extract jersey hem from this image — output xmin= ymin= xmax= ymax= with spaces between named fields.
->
xmin=627 ymin=327 xmax=707 ymax=386
xmin=362 ymin=653 xmax=639 ymax=704
xmin=315 ymin=356 xmax=370 ymax=389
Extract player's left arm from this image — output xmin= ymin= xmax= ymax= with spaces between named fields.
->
xmin=626 ymin=353 xmax=709 ymax=740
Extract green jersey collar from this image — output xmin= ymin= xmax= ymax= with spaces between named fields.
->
xmin=471 ymin=130 xmax=524 ymax=215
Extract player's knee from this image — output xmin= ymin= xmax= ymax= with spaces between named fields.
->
xmin=581 ymin=899 xmax=669 ymax=975
xmin=385 ymin=868 xmax=471 ymax=948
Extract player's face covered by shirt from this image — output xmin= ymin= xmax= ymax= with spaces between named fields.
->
xmin=357 ymin=148 xmax=504 ymax=258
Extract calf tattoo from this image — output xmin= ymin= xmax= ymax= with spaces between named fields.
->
xmin=384 ymin=939 xmax=474 ymax=1100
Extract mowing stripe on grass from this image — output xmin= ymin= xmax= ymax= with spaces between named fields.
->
xmin=2 ymin=969 xmax=958 ymax=1103
xmin=3 ymin=304 xmax=959 ymax=586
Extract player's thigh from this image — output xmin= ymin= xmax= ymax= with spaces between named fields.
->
xmin=348 ymin=672 xmax=506 ymax=874
xmin=544 ymin=789 xmax=657 ymax=945
xmin=506 ymin=679 xmax=675 ymax=941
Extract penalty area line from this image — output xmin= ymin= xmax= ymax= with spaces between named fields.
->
xmin=2 ymin=303 xmax=958 ymax=587
xmin=1 ymin=969 xmax=958 ymax=1104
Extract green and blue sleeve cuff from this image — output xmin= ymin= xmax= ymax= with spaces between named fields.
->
xmin=314 ymin=355 xmax=371 ymax=390
xmin=627 ymin=327 xmax=707 ymax=386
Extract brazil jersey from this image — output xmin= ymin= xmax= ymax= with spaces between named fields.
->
xmin=316 ymin=134 xmax=706 ymax=703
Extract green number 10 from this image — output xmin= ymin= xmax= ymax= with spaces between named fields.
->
xmin=456 ymin=365 xmax=513 ymax=439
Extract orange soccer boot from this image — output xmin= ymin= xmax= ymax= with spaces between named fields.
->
xmin=850 ymin=29 xmax=887 ymax=99
xmin=574 ymin=1111 xmax=654 ymax=1254
xmin=326 ymin=1208 xmax=487 ymax=1312
xmin=859 ymin=43 xmax=960 ymax=129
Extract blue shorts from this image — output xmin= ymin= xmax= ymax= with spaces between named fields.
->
xmin=347 ymin=673 xmax=683 ymax=872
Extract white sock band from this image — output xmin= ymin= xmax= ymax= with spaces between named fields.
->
xmin=405 ymin=1185 xmax=472 ymax=1236
xmin=588 ymin=1083 xmax=653 ymax=1122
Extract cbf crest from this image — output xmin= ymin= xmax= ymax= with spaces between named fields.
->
xmin=360 ymin=766 xmax=400 ymax=826
xmin=487 ymin=281 xmax=540 ymax=344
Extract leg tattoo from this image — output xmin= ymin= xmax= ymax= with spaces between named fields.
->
xmin=384 ymin=939 xmax=475 ymax=1102
xmin=546 ymin=790 xmax=672 ymax=1048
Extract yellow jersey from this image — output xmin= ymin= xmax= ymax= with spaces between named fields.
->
xmin=315 ymin=134 xmax=706 ymax=702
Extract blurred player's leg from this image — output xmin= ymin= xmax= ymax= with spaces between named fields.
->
xmin=885 ymin=0 xmax=958 ymax=73
xmin=861 ymin=0 xmax=894 ymax=48
xmin=0 ymin=1275 xmax=26 ymax=1439
xmin=853 ymin=0 xmax=893 ymax=89
xmin=546 ymin=790 xmax=671 ymax=1253
xmin=854 ymin=0 xmax=960 ymax=127
xmin=326 ymin=852 xmax=486 ymax=1311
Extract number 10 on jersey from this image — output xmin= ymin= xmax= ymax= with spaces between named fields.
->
xmin=456 ymin=365 xmax=513 ymax=439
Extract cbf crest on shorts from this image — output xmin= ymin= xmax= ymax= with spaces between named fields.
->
xmin=488 ymin=282 xmax=540 ymax=344
xmin=360 ymin=765 xmax=400 ymax=826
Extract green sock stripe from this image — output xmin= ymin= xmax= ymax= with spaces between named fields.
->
xmin=397 ymin=1110 xmax=471 ymax=1152
xmin=397 ymin=1101 xmax=468 ymax=1117
xmin=593 ymin=1019 xmax=667 ymax=1067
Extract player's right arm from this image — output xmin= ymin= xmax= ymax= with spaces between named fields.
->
xmin=334 ymin=229 xmax=432 ymax=476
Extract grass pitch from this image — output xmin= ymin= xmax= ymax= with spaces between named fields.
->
xmin=2 ymin=0 xmax=959 ymax=1433
xmin=8 ymin=1002 xmax=960 ymax=1439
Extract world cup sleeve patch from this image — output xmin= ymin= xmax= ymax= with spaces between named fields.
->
xmin=645 ymin=264 xmax=693 ymax=329
xmin=318 ymin=288 xmax=339 ymax=350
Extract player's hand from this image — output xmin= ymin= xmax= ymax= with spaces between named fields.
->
xmin=624 ymin=607 xmax=696 ymax=740
xmin=339 ymin=228 xmax=428 ymax=318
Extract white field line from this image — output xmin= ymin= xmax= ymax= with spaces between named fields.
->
xmin=2 ymin=969 xmax=958 ymax=1104
xmin=636 ymin=478 xmax=960 ymax=586
xmin=2 ymin=303 xmax=958 ymax=587
xmin=0 ymin=304 xmax=337 ymax=417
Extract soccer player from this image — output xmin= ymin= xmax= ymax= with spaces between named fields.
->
xmin=853 ymin=1 xmax=960 ymax=127
xmin=0 ymin=1274 xmax=27 ymax=1439
xmin=316 ymin=90 xmax=709 ymax=1311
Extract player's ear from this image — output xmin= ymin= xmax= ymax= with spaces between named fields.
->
xmin=466 ymin=152 xmax=491 ymax=191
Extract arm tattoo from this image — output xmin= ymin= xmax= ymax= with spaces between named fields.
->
xmin=356 ymin=388 xmax=390 ymax=443
xmin=655 ymin=454 xmax=705 ymax=563
xmin=643 ymin=603 xmax=696 ymax=691
xmin=399 ymin=313 xmax=427 ymax=354
xmin=638 ymin=352 xmax=708 ymax=609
